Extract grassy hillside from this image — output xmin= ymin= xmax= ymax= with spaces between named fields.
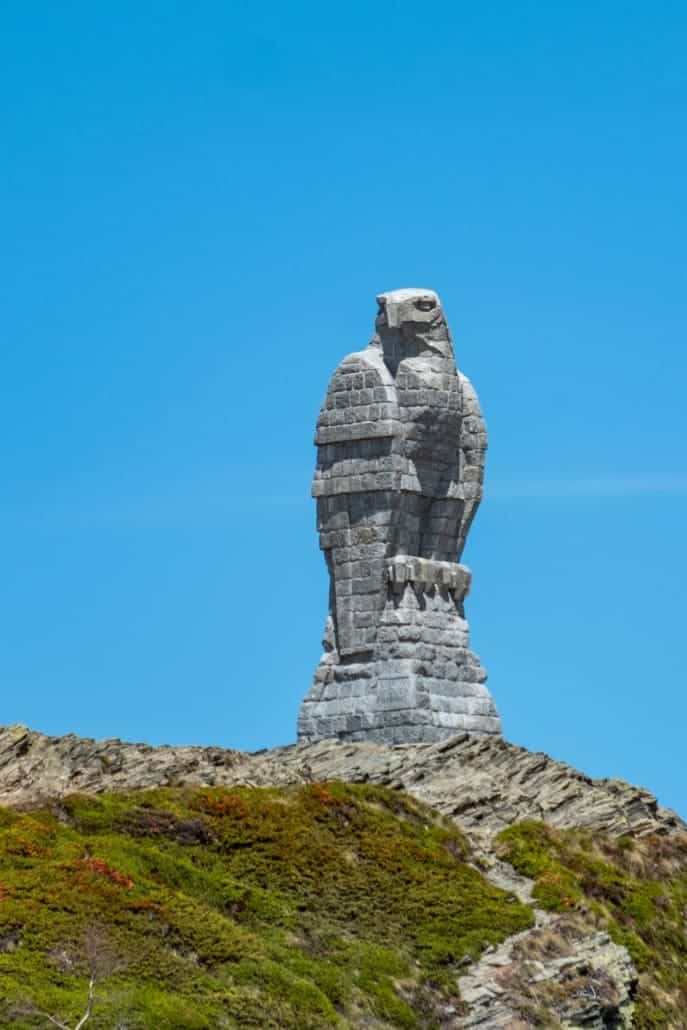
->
xmin=2 ymin=780 xmax=686 ymax=1028
xmin=0 ymin=783 xmax=532 ymax=1029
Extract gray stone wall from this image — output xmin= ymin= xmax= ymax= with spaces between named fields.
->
xmin=298 ymin=288 xmax=501 ymax=743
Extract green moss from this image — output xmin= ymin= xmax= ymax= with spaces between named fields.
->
xmin=0 ymin=783 xmax=533 ymax=1028
xmin=497 ymin=821 xmax=687 ymax=1029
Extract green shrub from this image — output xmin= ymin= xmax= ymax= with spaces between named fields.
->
xmin=0 ymin=783 xmax=533 ymax=1028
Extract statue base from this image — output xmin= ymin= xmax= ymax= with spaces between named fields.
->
xmin=298 ymin=559 xmax=502 ymax=744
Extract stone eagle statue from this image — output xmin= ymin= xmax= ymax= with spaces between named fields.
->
xmin=298 ymin=288 xmax=501 ymax=744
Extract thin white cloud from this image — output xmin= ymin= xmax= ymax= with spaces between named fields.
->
xmin=487 ymin=476 xmax=687 ymax=499
xmin=3 ymin=477 xmax=687 ymax=533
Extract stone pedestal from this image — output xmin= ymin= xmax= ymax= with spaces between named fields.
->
xmin=298 ymin=557 xmax=501 ymax=744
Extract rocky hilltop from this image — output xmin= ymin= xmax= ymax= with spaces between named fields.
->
xmin=0 ymin=724 xmax=679 ymax=840
xmin=0 ymin=725 xmax=685 ymax=1029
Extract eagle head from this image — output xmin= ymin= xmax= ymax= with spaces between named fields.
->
xmin=374 ymin=288 xmax=453 ymax=363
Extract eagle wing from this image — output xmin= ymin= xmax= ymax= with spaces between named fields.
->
xmin=312 ymin=346 xmax=402 ymax=657
xmin=457 ymin=371 xmax=487 ymax=557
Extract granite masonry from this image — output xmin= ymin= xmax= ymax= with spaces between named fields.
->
xmin=298 ymin=288 xmax=502 ymax=743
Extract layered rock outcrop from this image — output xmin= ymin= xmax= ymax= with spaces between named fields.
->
xmin=458 ymin=924 xmax=637 ymax=1029
xmin=0 ymin=725 xmax=679 ymax=840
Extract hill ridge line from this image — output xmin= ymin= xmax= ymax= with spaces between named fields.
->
xmin=0 ymin=724 xmax=682 ymax=841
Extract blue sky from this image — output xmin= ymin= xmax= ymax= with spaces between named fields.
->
xmin=1 ymin=2 xmax=686 ymax=815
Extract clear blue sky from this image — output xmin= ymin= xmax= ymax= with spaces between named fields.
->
xmin=2 ymin=2 xmax=686 ymax=815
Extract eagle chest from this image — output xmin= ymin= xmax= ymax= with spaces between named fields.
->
xmin=394 ymin=363 xmax=462 ymax=468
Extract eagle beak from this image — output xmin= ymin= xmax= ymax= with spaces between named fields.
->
xmin=385 ymin=302 xmax=400 ymax=329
